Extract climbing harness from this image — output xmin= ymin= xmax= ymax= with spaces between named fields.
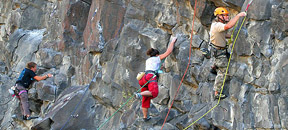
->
xmin=96 ymin=74 xmax=156 ymax=130
xmin=160 ymin=0 xmax=197 ymax=129
xmin=97 ymin=58 xmax=166 ymax=129
xmin=8 ymin=85 xmax=27 ymax=98
xmin=183 ymin=0 xmax=254 ymax=129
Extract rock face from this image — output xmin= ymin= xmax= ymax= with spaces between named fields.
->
xmin=0 ymin=0 xmax=287 ymax=130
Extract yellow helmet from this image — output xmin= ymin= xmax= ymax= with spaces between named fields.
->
xmin=214 ymin=7 xmax=229 ymax=16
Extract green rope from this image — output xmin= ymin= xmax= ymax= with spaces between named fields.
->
xmin=97 ymin=58 xmax=166 ymax=130
xmin=228 ymin=21 xmax=238 ymax=45
xmin=96 ymin=33 xmax=176 ymax=129
xmin=97 ymin=74 xmax=156 ymax=130
xmin=183 ymin=15 xmax=247 ymax=130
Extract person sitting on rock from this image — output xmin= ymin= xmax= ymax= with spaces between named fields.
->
xmin=15 ymin=62 xmax=53 ymax=120
xmin=134 ymin=36 xmax=177 ymax=122
xmin=210 ymin=7 xmax=246 ymax=99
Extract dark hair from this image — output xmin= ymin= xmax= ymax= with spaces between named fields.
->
xmin=26 ymin=62 xmax=37 ymax=69
xmin=146 ymin=48 xmax=159 ymax=57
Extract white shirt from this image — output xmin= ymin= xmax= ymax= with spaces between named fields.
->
xmin=145 ymin=56 xmax=161 ymax=71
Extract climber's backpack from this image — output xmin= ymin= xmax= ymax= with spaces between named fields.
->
xmin=136 ymin=72 xmax=145 ymax=80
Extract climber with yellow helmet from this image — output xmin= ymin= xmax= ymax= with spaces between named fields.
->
xmin=210 ymin=7 xmax=246 ymax=99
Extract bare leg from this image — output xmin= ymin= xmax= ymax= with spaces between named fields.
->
xmin=142 ymin=107 xmax=148 ymax=118
xmin=140 ymin=91 xmax=152 ymax=97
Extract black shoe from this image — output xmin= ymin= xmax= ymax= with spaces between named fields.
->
xmin=214 ymin=93 xmax=227 ymax=99
xmin=143 ymin=116 xmax=151 ymax=122
xmin=210 ymin=65 xmax=218 ymax=75
xmin=210 ymin=68 xmax=217 ymax=75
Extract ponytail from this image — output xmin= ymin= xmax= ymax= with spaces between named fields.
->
xmin=146 ymin=48 xmax=159 ymax=57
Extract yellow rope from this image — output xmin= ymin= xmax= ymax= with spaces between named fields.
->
xmin=183 ymin=16 xmax=247 ymax=130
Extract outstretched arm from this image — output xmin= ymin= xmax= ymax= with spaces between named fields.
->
xmin=159 ymin=36 xmax=177 ymax=60
xmin=224 ymin=12 xmax=246 ymax=30
xmin=34 ymin=73 xmax=53 ymax=81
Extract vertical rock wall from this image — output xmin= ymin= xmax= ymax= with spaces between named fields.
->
xmin=0 ymin=0 xmax=287 ymax=129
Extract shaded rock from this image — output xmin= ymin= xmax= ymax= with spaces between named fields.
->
xmin=35 ymin=48 xmax=63 ymax=69
xmin=247 ymin=21 xmax=273 ymax=58
xmin=35 ymin=86 xmax=97 ymax=130
xmin=271 ymin=2 xmax=288 ymax=40
xmin=53 ymin=73 xmax=68 ymax=98
xmin=158 ymin=108 xmax=181 ymax=125
xmin=244 ymin=0 xmax=271 ymax=20
xmin=20 ymin=0 xmax=46 ymax=30
xmin=31 ymin=117 xmax=52 ymax=130
xmin=196 ymin=82 xmax=213 ymax=103
xmin=155 ymin=123 xmax=178 ymax=130
xmin=35 ymin=82 xmax=56 ymax=102
xmin=0 ymin=61 xmax=6 ymax=74
xmin=234 ymin=28 xmax=253 ymax=56
xmin=190 ymin=0 xmax=216 ymax=26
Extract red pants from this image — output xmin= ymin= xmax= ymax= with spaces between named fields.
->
xmin=138 ymin=73 xmax=158 ymax=108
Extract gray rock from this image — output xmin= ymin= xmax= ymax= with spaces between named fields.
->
xmin=35 ymin=82 xmax=56 ymax=101
xmin=278 ymin=97 xmax=288 ymax=128
xmin=190 ymin=0 xmax=216 ymax=26
xmin=9 ymin=29 xmax=46 ymax=72
xmin=0 ymin=0 xmax=288 ymax=130
xmin=271 ymin=2 xmax=288 ymax=40
xmin=38 ymin=86 xmax=98 ymax=130
xmin=252 ymin=94 xmax=273 ymax=128
xmin=20 ymin=0 xmax=46 ymax=30
xmin=155 ymin=123 xmax=178 ymax=130
xmin=153 ymin=84 xmax=169 ymax=105
xmin=244 ymin=0 xmax=271 ymax=20
xmin=35 ymin=48 xmax=63 ymax=69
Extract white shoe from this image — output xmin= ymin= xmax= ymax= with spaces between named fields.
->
xmin=134 ymin=92 xmax=142 ymax=99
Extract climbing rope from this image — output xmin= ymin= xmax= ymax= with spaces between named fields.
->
xmin=96 ymin=74 xmax=156 ymax=130
xmin=160 ymin=0 xmax=197 ymax=129
xmin=183 ymin=0 xmax=254 ymax=129
xmin=97 ymin=56 xmax=167 ymax=129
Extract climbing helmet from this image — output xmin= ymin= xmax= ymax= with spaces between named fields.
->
xmin=214 ymin=7 xmax=229 ymax=16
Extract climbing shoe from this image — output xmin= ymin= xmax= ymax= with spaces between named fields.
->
xmin=143 ymin=116 xmax=151 ymax=122
xmin=23 ymin=115 xmax=38 ymax=120
xmin=214 ymin=93 xmax=227 ymax=99
xmin=210 ymin=65 xmax=218 ymax=75
xmin=134 ymin=92 xmax=142 ymax=99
